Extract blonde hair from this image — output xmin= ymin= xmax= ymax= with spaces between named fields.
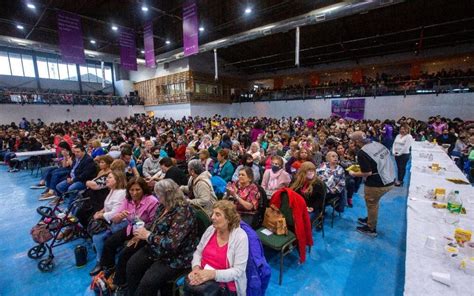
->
xmin=110 ymin=159 xmax=126 ymax=172
xmin=109 ymin=170 xmax=127 ymax=190
xmin=290 ymin=161 xmax=323 ymax=196
xmin=213 ymin=200 xmax=241 ymax=231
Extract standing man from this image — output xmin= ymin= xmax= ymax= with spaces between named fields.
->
xmin=349 ymin=131 xmax=395 ymax=237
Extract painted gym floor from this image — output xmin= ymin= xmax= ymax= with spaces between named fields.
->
xmin=0 ymin=164 xmax=407 ymax=296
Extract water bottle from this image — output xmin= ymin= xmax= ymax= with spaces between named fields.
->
xmin=74 ymin=245 xmax=88 ymax=267
xmin=447 ymin=190 xmax=462 ymax=214
xmin=133 ymin=217 xmax=144 ymax=232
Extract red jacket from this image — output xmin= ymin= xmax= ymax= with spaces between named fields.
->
xmin=271 ymin=188 xmax=313 ymax=263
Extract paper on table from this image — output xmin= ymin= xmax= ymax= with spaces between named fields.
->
xmin=260 ymin=228 xmax=273 ymax=236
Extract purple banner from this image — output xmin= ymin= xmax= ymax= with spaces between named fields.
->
xmin=57 ymin=11 xmax=85 ymax=64
xmin=143 ymin=22 xmax=156 ymax=68
xmin=331 ymin=98 xmax=365 ymax=120
xmin=183 ymin=0 xmax=199 ymax=57
xmin=120 ymin=27 xmax=137 ymax=71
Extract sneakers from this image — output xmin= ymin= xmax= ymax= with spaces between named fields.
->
xmin=357 ymin=225 xmax=377 ymax=237
xmin=357 ymin=217 xmax=368 ymax=226
xmin=30 ymin=183 xmax=46 ymax=189
xmin=39 ymin=192 xmax=57 ymax=201
xmin=8 ymin=168 xmax=19 ymax=173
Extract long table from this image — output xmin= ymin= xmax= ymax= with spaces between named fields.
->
xmin=14 ymin=149 xmax=56 ymax=160
xmin=404 ymin=142 xmax=474 ymax=295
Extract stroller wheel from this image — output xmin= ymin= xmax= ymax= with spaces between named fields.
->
xmin=36 ymin=206 xmax=53 ymax=218
xmin=38 ymin=258 xmax=54 ymax=272
xmin=28 ymin=245 xmax=47 ymax=259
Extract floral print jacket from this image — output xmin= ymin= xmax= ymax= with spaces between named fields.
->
xmin=146 ymin=203 xmax=198 ymax=269
xmin=317 ymin=162 xmax=346 ymax=194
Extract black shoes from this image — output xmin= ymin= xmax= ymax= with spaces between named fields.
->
xmin=89 ymin=263 xmax=103 ymax=276
xmin=357 ymin=225 xmax=377 ymax=237
xmin=357 ymin=217 xmax=368 ymax=226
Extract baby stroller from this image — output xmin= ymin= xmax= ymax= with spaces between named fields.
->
xmin=28 ymin=190 xmax=90 ymax=272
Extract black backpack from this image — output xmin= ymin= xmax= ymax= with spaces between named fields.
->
xmin=253 ymin=185 xmax=269 ymax=229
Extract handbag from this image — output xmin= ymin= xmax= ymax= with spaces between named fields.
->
xmin=30 ymin=224 xmax=53 ymax=244
xmin=183 ymin=277 xmax=234 ymax=296
xmin=262 ymin=204 xmax=288 ymax=235
xmin=87 ymin=218 xmax=110 ymax=236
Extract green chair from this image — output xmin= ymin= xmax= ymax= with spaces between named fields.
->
xmin=257 ymin=191 xmax=297 ymax=285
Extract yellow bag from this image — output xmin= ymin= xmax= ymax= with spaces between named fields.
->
xmin=262 ymin=204 xmax=288 ymax=235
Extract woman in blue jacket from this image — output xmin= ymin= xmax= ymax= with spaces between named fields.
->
xmin=212 ymin=149 xmax=235 ymax=182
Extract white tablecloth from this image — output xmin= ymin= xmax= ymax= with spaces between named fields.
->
xmin=14 ymin=149 xmax=56 ymax=160
xmin=404 ymin=142 xmax=474 ymax=296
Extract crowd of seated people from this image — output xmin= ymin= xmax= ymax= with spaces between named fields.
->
xmin=0 ymin=87 xmax=144 ymax=105
xmin=1 ymin=113 xmax=474 ymax=295
xmin=236 ymin=68 xmax=474 ymax=102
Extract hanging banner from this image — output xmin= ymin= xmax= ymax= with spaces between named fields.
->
xmin=57 ymin=11 xmax=86 ymax=64
xmin=120 ymin=27 xmax=137 ymax=71
xmin=331 ymin=98 xmax=365 ymax=120
xmin=183 ymin=0 xmax=199 ymax=57
xmin=143 ymin=21 xmax=156 ymax=68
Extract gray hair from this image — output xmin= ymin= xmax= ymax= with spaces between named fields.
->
xmin=188 ymin=159 xmax=204 ymax=175
xmin=154 ymin=179 xmax=186 ymax=209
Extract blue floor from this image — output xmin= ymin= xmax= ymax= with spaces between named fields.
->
xmin=0 ymin=164 xmax=407 ymax=296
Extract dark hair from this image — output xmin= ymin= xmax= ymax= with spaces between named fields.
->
xmin=159 ymin=157 xmax=173 ymax=167
xmin=121 ymin=147 xmax=133 ymax=156
xmin=126 ymin=177 xmax=152 ymax=201
xmin=58 ymin=141 xmax=71 ymax=152
xmin=73 ymin=143 xmax=85 ymax=152
xmin=218 ymin=148 xmax=229 ymax=160
xmin=241 ymin=153 xmax=253 ymax=163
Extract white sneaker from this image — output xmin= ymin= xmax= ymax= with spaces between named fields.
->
xmin=30 ymin=184 xmax=46 ymax=189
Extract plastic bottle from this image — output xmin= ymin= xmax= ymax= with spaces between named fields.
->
xmin=447 ymin=190 xmax=462 ymax=214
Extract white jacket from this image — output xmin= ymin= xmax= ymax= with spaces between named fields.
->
xmin=191 ymin=226 xmax=249 ymax=296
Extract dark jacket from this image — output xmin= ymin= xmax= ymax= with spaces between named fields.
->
xmin=70 ymin=154 xmax=97 ymax=183
xmin=164 ymin=166 xmax=188 ymax=186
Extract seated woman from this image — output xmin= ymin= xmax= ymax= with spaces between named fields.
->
xmin=199 ymin=149 xmax=214 ymax=172
xmin=232 ymin=154 xmax=261 ymax=183
xmin=94 ymin=177 xmax=159 ymax=277
xmin=119 ymin=179 xmax=199 ymax=296
xmin=76 ymin=155 xmax=114 ymax=228
xmin=212 ymin=149 xmax=235 ymax=183
xmin=317 ymin=151 xmax=346 ymax=211
xmin=247 ymin=142 xmax=262 ymax=164
xmin=184 ymin=200 xmax=248 ymax=296
xmin=225 ymin=167 xmax=260 ymax=227
xmin=89 ymin=171 xmax=128 ymax=274
xmin=91 ymin=140 xmax=106 ymax=159
xmin=336 ymin=144 xmax=356 ymax=207
xmin=290 ymin=162 xmax=326 ymax=226
xmin=285 ymin=148 xmax=313 ymax=175
xmin=261 ymin=155 xmax=291 ymax=198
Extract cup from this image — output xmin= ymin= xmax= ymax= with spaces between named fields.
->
xmin=431 ymin=272 xmax=451 ymax=286
xmin=424 ymin=236 xmax=437 ymax=251
xmin=133 ymin=221 xmax=145 ymax=231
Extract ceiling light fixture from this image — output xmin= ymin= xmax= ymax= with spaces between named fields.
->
xmin=165 ymin=40 xmax=171 ymax=45
xmin=90 ymin=40 xmax=96 ymax=44
xmin=141 ymin=50 xmax=145 ymax=54
xmin=27 ymin=3 xmax=36 ymax=9
xmin=112 ymin=25 xmax=118 ymax=31
xmin=141 ymin=6 xmax=149 ymax=12
xmin=16 ymin=25 xmax=24 ymax=30
xmin=199 ymin=27 xmax=204 ymax=32
xmin=245 ymin=7 xmax=252 ymax=14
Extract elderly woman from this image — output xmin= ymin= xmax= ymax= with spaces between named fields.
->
xmin=229 ymin=142 xmax=244 ymax=165
xmin=392 ymin=124 xmax=414 ymax=186
xmin=290 ymin=162 xmax=326 ymax=226
xmin=317 ymin=151 xmax=346 ymax=211
xmin=198 ymin=135 xmax=212 ymax=150
xmin=199 ymin=149 xmax=215 ymax=172
xmin=184 ymin=200 xmax=248 ymax=296
xmin=95 ymin=177 xmax=159 ymax=278
xmin=212 ymin=149 xmax=235 ymax=183
xmin=89 ymin=171 xmax=128 ymax=273
xmin=261 ymin=156 xmax=291 ymax=198
xmin=181 ymin=159 xmax=217 ymax=216
xmin=225 ymin=167 xmax=260 ymax=227
xmin=247 ymin=142 xmax=262 ymax=163
xmin=91 ymin=139 xmax=106 ymax=159
xmin=124 ymin=179 xmax=199 ymax=296
xmin=232 ymin=153 xmax=261 ymax=183
xmin=336 ymin=144 xmax=356 ymax=208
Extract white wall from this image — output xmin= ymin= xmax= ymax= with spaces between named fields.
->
xmin=190 ymin=103 xmax=232 ymax=118
xmin=144 ymin=103 xmax=191 ymax=119
xmin=114 ymin=80 xmax=135 ymax=97
xmin=0 ymin=104 xmax=145 ymax=124
xmin=129 ymin=59 xmax=189 ymax=82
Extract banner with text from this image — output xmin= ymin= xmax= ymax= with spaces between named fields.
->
xmin=57 ymin=11 xmax=85 ymax=64
xmin=120 ymin=27 xmax=137 ymax=71
xmin=183 ymin=0 xmax=199 ymax=57
xmin=144 ymin=22 xmax=156 ymax=68
xmin=331 ymin=98 xmax=365 ymax=120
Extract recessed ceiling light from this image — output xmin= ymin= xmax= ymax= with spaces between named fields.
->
xmin=165 ymin=40 xmax=171 ymax=44
xmin=90 ymin=40 xmax=96 ymax=44
xmin=141 ymin=6 xmax=149 ymax=12
xmin=16 ymin=25 xmax=24 ymax=30
xmin=141 ymin=50 xmax=145 ymax=54
xmin=112 ymin=25 xmax=118 ymax=31
xmin=245 ymin=7 xmax=252 ymax=14
xmin=27 ymin=3 xmax=36 ymax=9
xmin=199 ymin=27 xmax=204 ymax=32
